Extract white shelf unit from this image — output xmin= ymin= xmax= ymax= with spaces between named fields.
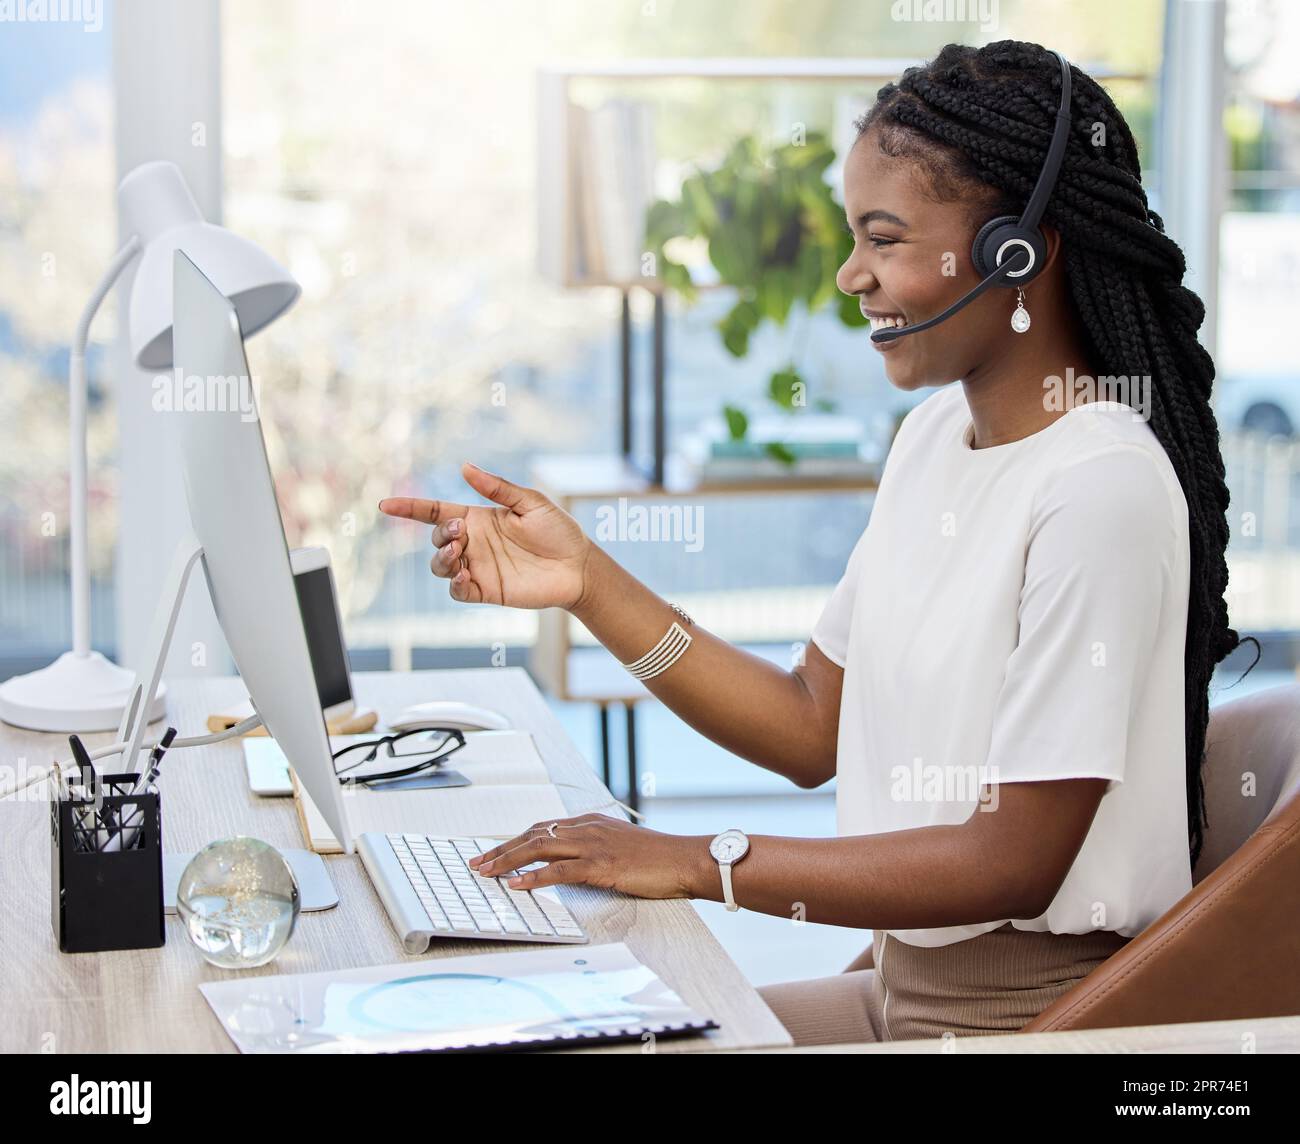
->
xmin=536 ymin=57 xmax=929 ymax=291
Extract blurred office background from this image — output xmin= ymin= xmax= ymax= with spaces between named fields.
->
xmin=2 ymin=0 xmax=1297 ymax=983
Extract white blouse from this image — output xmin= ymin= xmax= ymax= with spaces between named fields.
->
xmin=811 ymin=383 xmax=1193 ymax=947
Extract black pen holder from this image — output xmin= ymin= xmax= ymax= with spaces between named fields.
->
xmin=51 ymin=773 xmax=165 ymax=953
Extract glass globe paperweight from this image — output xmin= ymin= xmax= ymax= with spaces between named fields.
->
xmin=176 ymin=837 xmax=300 ymax=969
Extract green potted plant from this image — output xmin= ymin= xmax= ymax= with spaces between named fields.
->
xmin=643 ymin=130 xmax=867 ymax=465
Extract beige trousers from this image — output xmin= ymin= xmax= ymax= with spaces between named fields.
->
xmin=758 ymin=922 xmax=1130 ymax=1046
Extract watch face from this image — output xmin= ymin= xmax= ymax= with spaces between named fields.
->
xmin=710 ymin=829 xmax=749 ymax=863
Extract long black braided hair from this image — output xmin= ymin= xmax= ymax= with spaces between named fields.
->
xmin=856 ymin=40 xmax=1258 ymax=871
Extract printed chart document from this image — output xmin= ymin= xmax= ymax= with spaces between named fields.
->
xmin=290 ymin=730 xmax=583 ymax=853
xmin=199 ymin=941 xmax=719 ymax=1053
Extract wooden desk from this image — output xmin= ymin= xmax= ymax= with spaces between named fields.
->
xmin=0 ymin=669 xmax=792 ymax=1054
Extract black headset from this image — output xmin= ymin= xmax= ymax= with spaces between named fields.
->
xmin=870 ymin=48 xmax=1074 ymax=344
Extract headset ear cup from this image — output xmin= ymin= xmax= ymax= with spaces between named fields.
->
xmin=972 ymin=216 xmax=1047 ymax=284
xmin=971 ymin=216 xmax=1017 ymax=278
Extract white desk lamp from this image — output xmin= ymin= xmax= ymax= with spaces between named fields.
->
xmin=0 ymin=160 xmax=300 ymax=732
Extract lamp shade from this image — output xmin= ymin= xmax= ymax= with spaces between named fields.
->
xmin=118 ymin=160 xmax=300 ymax=369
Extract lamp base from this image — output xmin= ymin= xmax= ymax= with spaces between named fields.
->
xmin=0 ymin=650 xmax=167 ymax=733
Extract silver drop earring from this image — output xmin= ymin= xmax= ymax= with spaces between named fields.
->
xmin=1011 ymin=287 xmax=1031 ymax=333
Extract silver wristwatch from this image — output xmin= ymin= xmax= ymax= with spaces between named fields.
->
xmin=709 ymin=828 xmax=750 ymax=912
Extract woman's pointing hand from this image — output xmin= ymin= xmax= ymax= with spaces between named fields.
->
xmin=379 ymin=461 xmax=595 ymax=612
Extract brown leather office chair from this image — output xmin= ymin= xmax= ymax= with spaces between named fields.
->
xmin=840 ymin=684 xmax=1300 ymax=1029
xmin=1020 ymin=682 xmax=1300 ymax=1032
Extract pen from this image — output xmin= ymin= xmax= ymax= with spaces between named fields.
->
xmin=68 ymin=734 xmax=95 ymax=794
xmin=105 ymin=727 xmax=176 ymax=852
xmin=130 ymin=727 xmax=176 ymax=797
xmin=68 ymin=734 xmax=114 ymax=846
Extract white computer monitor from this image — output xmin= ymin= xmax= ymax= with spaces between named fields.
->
xmin=170 ymin=250 xmax=353 ymax=851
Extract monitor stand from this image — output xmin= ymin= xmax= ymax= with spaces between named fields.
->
xmin=113 ymin=532 xmax=219 ymax=773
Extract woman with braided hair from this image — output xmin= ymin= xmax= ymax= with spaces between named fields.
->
xmin=381 ymin=39 xmax=1252 ymax=1044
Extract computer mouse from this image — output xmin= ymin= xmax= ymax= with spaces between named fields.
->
xmin=386 ymin=701 xmax=512 ymax=733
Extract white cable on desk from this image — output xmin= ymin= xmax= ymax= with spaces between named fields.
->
xmin=165 ymin=714 xmax=264 ymax=749
xmin=0 ymin=713 xmax=264 ymax=800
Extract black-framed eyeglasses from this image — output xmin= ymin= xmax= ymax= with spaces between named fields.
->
xmin=331 ymin=727 xmax=467 ymax=787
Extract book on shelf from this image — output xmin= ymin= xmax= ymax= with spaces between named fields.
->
xmin=678 ymin=412 xmax=880 ymax=483
xmin=687 ymin=455 xmax=881 ymax=484
xmin=564 ymin=98 xmax=657 ymax=285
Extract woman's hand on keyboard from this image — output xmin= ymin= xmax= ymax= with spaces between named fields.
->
xmin=468 ymin=814 xmax=711 ymax=900
xmin=379 ymin=461 xmax=596 ymax=611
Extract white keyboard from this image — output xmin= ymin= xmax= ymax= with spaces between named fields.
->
xmin=357 ymin=832 xmax=589 ymax=954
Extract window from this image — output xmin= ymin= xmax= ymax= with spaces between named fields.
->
xmin=1216 ymin=0 xmax=1300 ymax=655
xmin=0 ymin=11 xmax=114 ymax=675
